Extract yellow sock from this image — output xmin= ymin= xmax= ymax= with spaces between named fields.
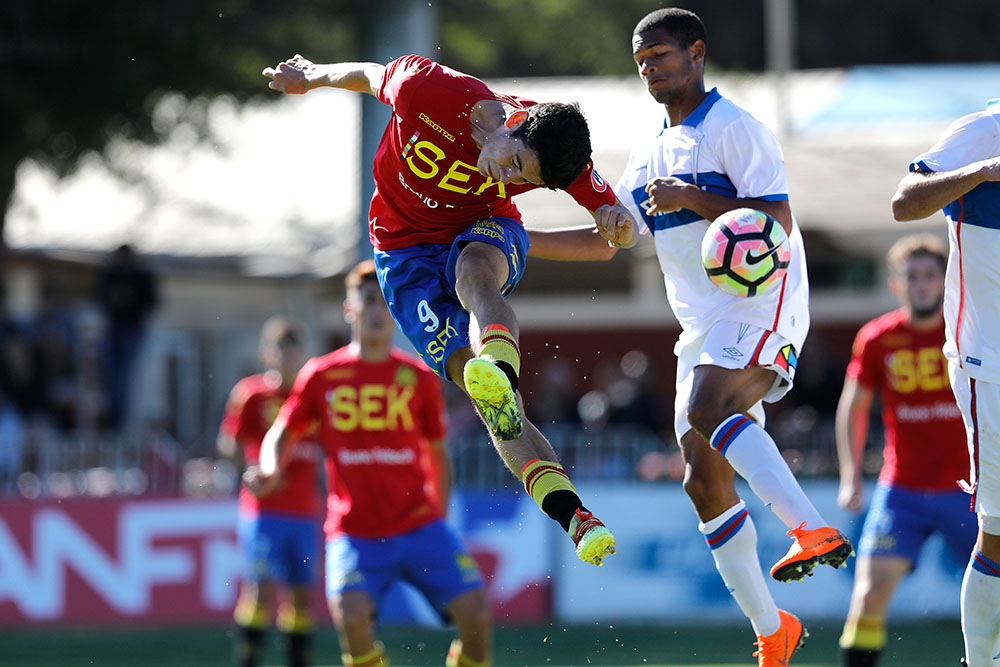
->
xmin=343 ymin=641 xmax=389 ymax=667
xmin=446 ymin=638 xmax=490 ymax=667
xmin=276 ymin=602 xmax=312 ymax=635
xmin=233 ymin=597 xmax=269 ymax=629
xmin=478 ymin=324 xmax=520 ymax=379
xmin=522 ymin=458 xmax=577 ymax=511
xmin=839 ymin=615 xmax=886 ymax=650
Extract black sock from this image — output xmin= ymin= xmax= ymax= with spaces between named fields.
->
xmin=284 ymin=631 xmax=310 ymax=667
xmin=842 ymin=647 xmax=880 ymax=667
xmin=541 ymin=489 xmax=586 ymax=532
xmin=235 ymin=625 xmax=265 ymax=667
xmin=495 ymin=360 xmax=519 ymax=392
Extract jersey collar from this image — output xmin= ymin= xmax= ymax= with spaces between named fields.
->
xmin=678 ymin=87 xmax=721 ymax=128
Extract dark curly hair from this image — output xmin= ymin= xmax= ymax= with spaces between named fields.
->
xmin=512 ymin=102 xmax=591 ymax=190
xmin=633 ymin=8 xmax=707 ymax=50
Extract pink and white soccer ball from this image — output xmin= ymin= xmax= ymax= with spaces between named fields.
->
xmin=701 ymin=208 xmax=790 ymax=298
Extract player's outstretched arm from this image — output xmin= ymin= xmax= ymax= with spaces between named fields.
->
xmin=527 ymin=201 xmax=637 ymax=260
xmin=891 ymin=157 xmax=1000 ymax=221
xmin=527 ymin=225 xmax=619 ymax=261
xmin=263 ymin=54 xmax=385 ymax=96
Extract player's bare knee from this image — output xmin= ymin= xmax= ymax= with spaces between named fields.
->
xmin=330 ymin=594 xmax=374 ymax=633
xmin=681 ymin=469 xmax=717 ymax=510
xmin=686 ymin=394 xmax=741 ymax=439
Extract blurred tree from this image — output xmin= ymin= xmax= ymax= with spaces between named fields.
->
xmin=0 ymin=0 xmax=365 ymax=249
xmin=2 ymin=0 xmax=998 ymax=249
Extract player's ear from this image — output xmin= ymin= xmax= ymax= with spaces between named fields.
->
xmin=343 ymin=298 xmax=356 ymax=324
xmin=504 ymin=109 xmax=528 ymax=130
xmin=690 ymin=40 xmax=706 ymax=65
xmin=887 ymin=273 xmax=902 ymax=297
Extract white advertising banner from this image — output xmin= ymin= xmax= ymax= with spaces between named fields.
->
xmin=557 ymin=480 xmax=968 ymax=622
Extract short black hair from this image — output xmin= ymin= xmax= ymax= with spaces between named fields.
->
xmin=634 ymin=8 xmax=707 ymax=50
xmin=513 ymin=102 xmax=591 ymax=190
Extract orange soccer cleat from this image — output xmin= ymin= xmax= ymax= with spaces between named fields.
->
xmin=753 ymin=609 xmax=807 ymax=667
xmin=770 ymin=522 xmax=854 ymax=582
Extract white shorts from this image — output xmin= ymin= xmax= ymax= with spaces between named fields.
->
xmin=674 ymin=321 xmax=799 ymax=442
xmin=949 ymin=362 xmax=1000 ymax=526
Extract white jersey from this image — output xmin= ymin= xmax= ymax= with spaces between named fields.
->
xmin=614 ymin=88 xmax=809 ymax=354
xmin=910 ymin=100 xmax=1000 ymax=384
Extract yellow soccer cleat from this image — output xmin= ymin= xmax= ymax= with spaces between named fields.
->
xmin=569 ymin=509 xmax=616 ymax=566
xmin=464 ymin=357 xmax=522 ymax=441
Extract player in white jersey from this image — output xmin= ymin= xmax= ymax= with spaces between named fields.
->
xmin=891 ymin=99 xmax=1000 ymax=667
xmin=530 ymin=9 xmax=851 ymax=666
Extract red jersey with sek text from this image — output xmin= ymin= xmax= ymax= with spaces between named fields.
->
xmin=370 ymin=54 xmax=615 ymax=250
xmin=847 ymin=309 xmax=968 ymax=491
xmin=220 ymin=374 xmax=322 ymax=518
xmin=276 ymin=346 xmax=447 ymax=539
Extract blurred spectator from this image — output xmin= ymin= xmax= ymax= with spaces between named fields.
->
xmin=96 ymin=244 xmax=160 ymax=431
xmin=0 ymin=390 xmax=25 ymax=491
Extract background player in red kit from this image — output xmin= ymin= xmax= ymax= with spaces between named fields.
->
xmin=262 ymin=53 xmax=633 ymax=565
xmin=218 ymin=316 xmax=322 ymax=667
xmin=836 ymin=234 xmax=976 ymax=666
xmin=256 ymin=261 xmax=491 ymax=667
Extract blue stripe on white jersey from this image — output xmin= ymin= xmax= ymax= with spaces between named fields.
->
xmin=943 ymin=182 xmax=1000 ymax=230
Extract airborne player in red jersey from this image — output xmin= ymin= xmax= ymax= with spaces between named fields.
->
xmin=262 ymin=53 xmax=633 ymax=565
xmin=256 ymin=261 xmax=491 ymax=667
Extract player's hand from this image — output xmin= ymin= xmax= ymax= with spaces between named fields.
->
xmin=645 ymin=176 xmax=694 ymax=215
xmin=837 ymin=477 xmax=864 ymax=513
xmin=242 ymin=465 xmax=281 ymax=498
xmin=593 ymin=203 xmax=638 ymax=249
xmin=262 ymin=54 xmax=323 ymax=94
xmin=979 ymin=157 xmax=1000 ymax=182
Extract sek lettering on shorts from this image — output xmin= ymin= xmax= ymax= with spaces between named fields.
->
xmin=326 ymin=384 xmax=415 ymax=431
xmin=425 ymin=316 xmax=459 ymax=364
xmin=886 ymin=346 xmax=949 ymax=393
xmin=402 ymin=136 xmax=508 ymax=198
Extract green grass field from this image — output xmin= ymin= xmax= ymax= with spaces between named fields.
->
xmin=2 ymin=619 xmax=964 ymax=666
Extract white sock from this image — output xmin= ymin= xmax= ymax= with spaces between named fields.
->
xmin=710 ymin=414 xmax=826 ymax=530
xmin=961 ymin=548 xmax=1000 ymax=666
xmin=699 ymin=501 xmax=781 ymax=637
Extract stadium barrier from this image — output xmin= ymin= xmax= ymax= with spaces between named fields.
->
xmin=0 ymin=480 xmax=966 ymax=628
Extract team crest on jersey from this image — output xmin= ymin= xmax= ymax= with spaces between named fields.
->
xmin=394 ymin=366 xmax=417 ymax=387
xmin=590 ymin=167 xmax=607 ymax=192
xmin=773 ymin=344 xmax=798 ymax=375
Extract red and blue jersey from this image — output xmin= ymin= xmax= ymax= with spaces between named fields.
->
xmin=277 ymin=346 xmax=447 ymax=539
xmin=847 ymin=309 xmax=968 ymax=490
xmin=220 ymin=373 xmax=322 ymax=518
xmin=369 ymin=55 xmax=615 ymax=251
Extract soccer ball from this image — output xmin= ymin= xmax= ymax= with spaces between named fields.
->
xmin=701 ymin=208 xmax=790 ymax=297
